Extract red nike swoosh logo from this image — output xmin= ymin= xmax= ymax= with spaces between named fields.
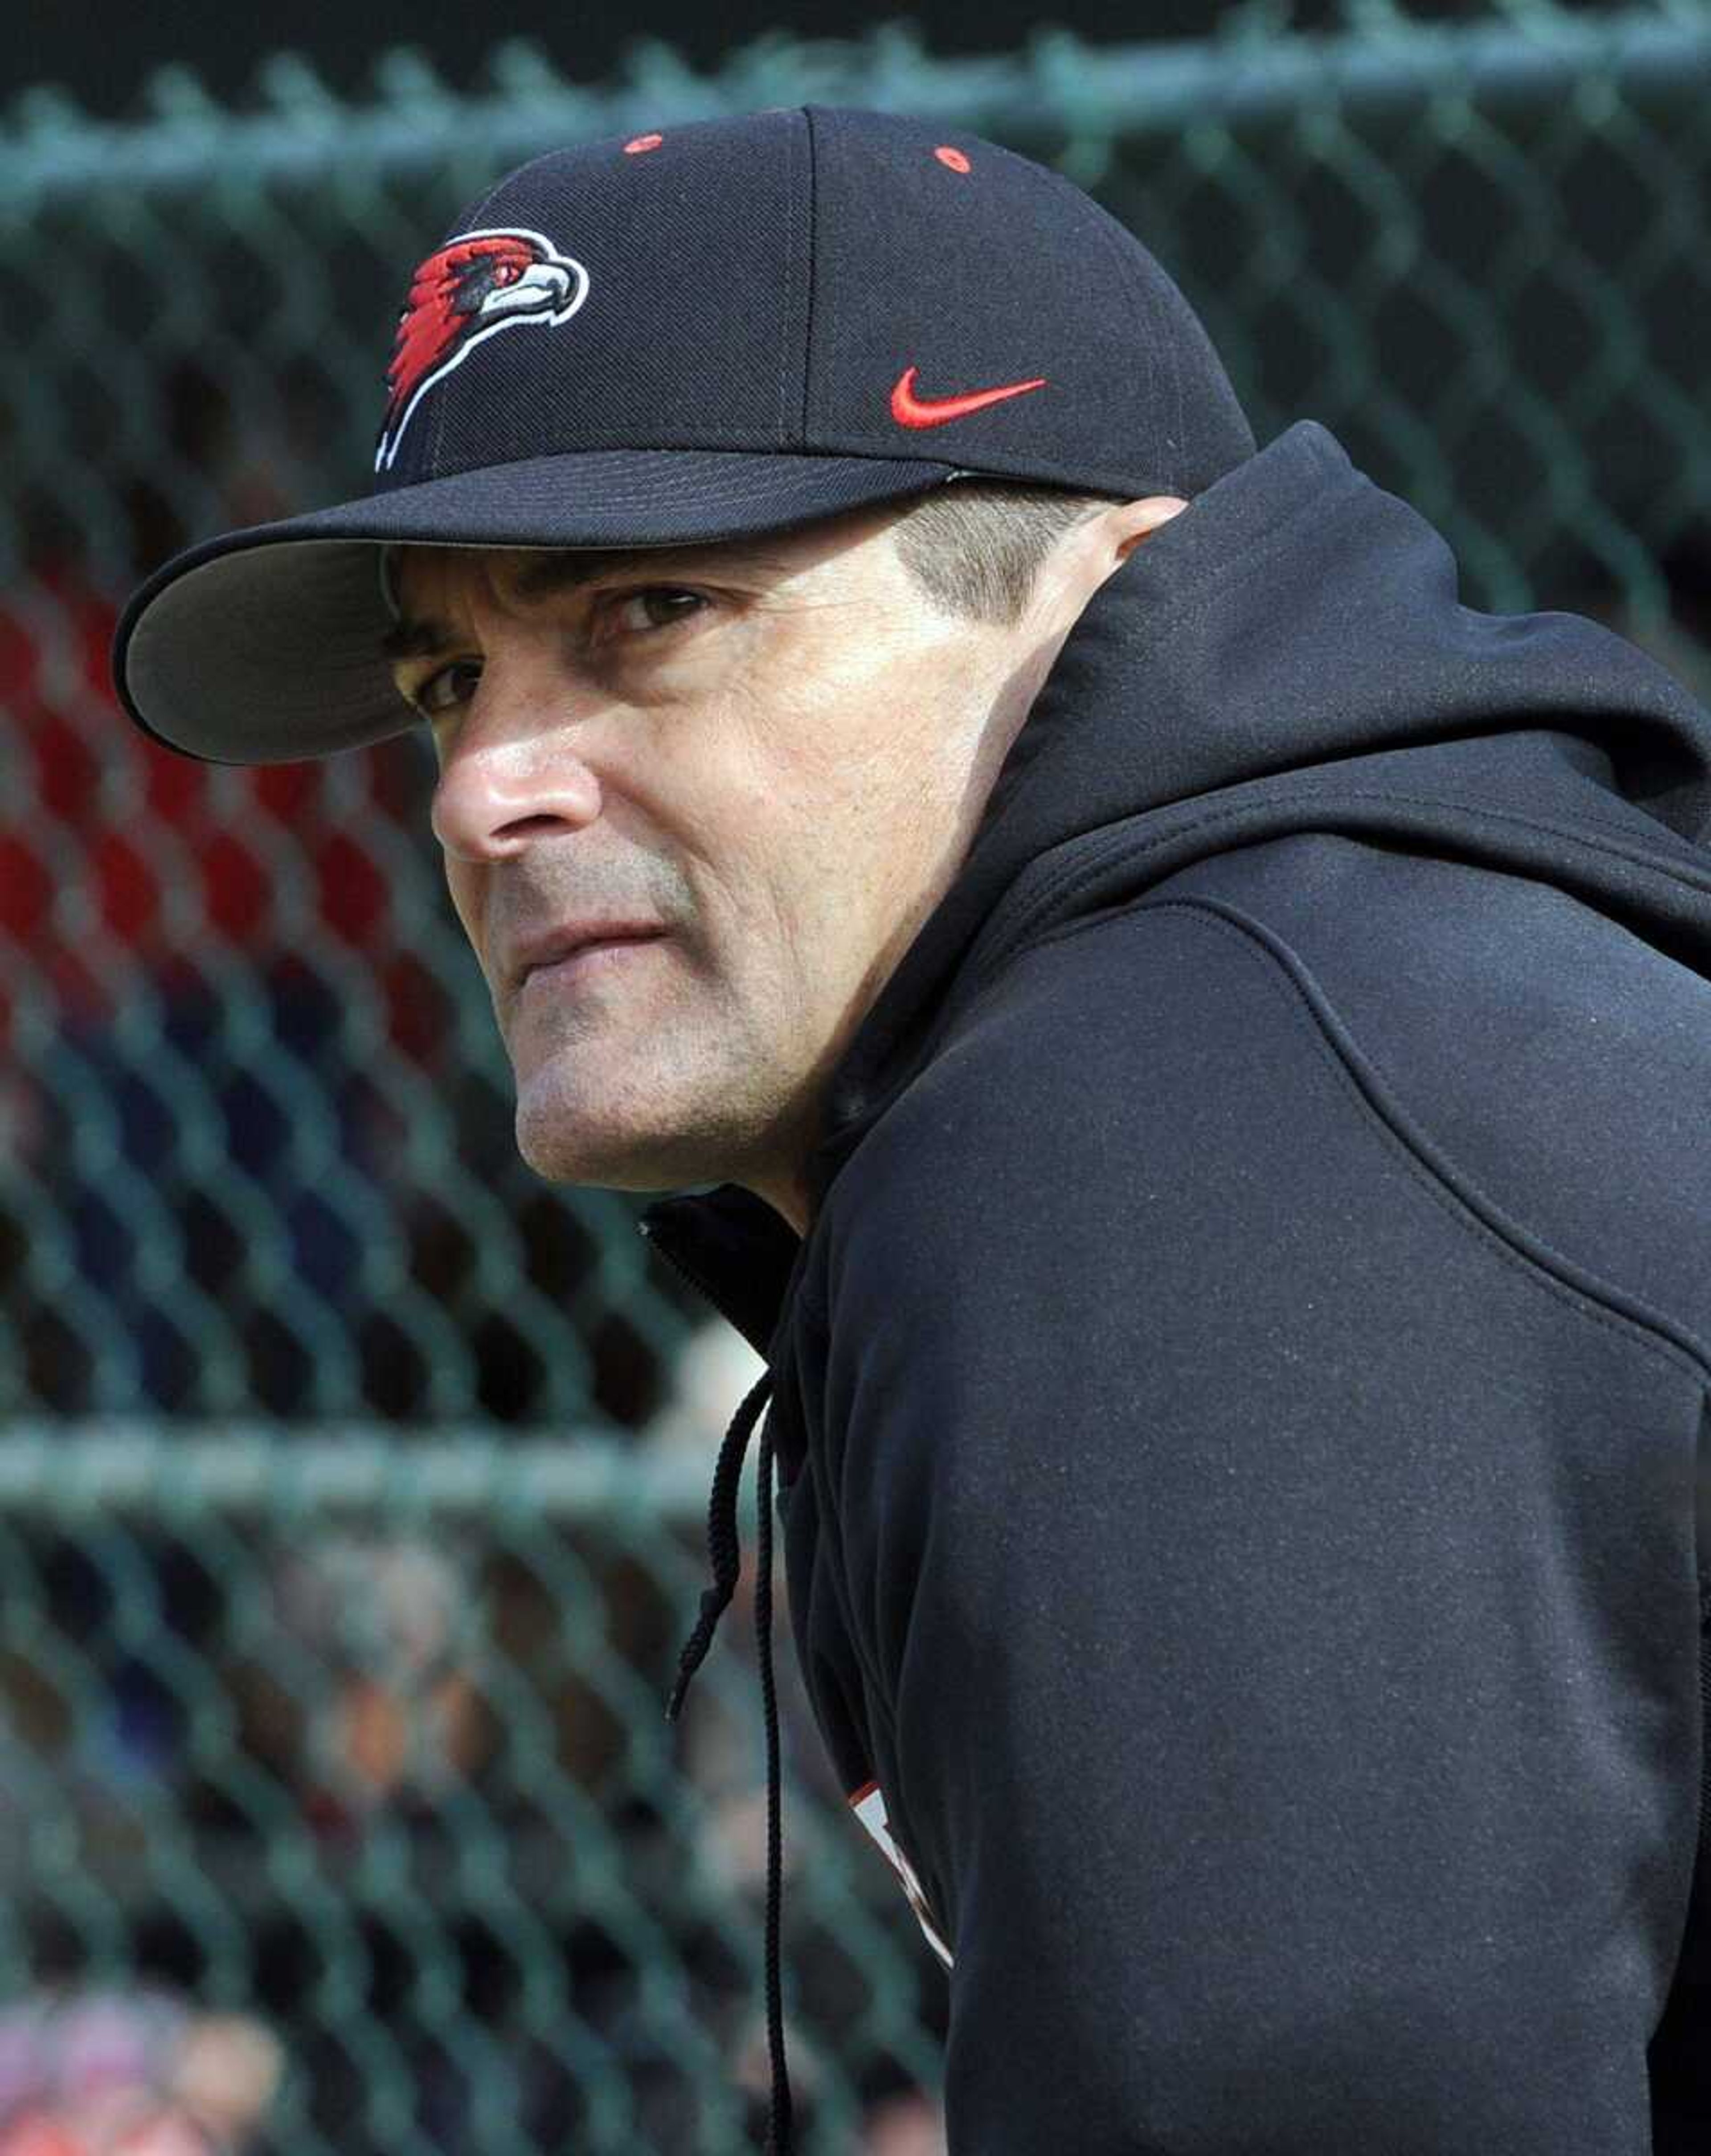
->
xmin=889 ymin=365 xmax=1048 ymax=429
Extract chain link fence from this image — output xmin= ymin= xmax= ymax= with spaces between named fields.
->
xmin=2 ymin=4 xmax=1707 ymax=2148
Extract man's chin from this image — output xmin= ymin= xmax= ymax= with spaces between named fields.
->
xmin=512 ymin=1083 xmax=714 ymax=1193
xmin=515 ymin=1107 xmax=650 ymax=1190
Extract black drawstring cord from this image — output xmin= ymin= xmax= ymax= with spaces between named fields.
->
xmin=755 ymin=1403 xmax=794 ymax=2156
xmin=665 ymin=1368 xmax=774 ymax=1723
xmin=662 ymin=1365 xmax=796 ymax=2151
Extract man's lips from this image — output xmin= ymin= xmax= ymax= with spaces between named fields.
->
xmin=508 ymin=924 xmax=670 ymax=995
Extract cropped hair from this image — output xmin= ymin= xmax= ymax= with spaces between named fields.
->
xmin=890 ymin=477 xmax=1133 ymax=626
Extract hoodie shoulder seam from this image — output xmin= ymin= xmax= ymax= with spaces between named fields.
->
xmin=1021 ymin=893 xmax=1711 ymax=1390
xmin=975 ymin=783 xmax=1711 ymax=997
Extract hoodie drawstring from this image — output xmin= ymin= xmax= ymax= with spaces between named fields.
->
xmin=665 ymin=1366 xmax=794 ymax=2153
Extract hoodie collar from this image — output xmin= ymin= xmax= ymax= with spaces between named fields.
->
xmin=638 ymin=1181 xmax=803 ymax=1363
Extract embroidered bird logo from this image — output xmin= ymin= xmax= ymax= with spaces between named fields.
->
xmin=374 ymin=228 xmax=589 ymax=473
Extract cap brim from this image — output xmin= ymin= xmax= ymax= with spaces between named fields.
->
xmin=113 ymin=448 xmax=962 ymax=764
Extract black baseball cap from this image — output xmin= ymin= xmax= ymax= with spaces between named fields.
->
xmin=112 ymin=103 xmax=1255 ymax=766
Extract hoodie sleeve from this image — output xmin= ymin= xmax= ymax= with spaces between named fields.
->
xmin=815 ymin=906 xmax=1703 ymax=2155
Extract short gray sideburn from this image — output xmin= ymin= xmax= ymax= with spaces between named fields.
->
xmin=890 ymin=478 xmax=1131 ymax=626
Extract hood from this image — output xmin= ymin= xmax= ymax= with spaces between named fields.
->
xmin=639 ymin=413 xmax=1711 ymax=2154
xmin=644 ymin=415 xmax=1711 ymax=1337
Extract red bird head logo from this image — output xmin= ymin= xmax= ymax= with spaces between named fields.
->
xmin=374 ymin=227 xmax=589 ymax=473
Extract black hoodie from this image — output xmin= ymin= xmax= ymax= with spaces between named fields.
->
xmin=640 ymin=417 xmax=1711 ymax=2153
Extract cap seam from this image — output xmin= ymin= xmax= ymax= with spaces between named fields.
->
xmin=1079 ymin=178 xmax=1189 ymax=495
xmin=1025 ymin=154 xmax=1176 ymax=488
xmin=780 ymin=110 xmax=807 ymax=449
xmin=800 ymin=106 xmax=821 ymax=449
xmin=457 ymin=143 xmax=567 ymax=231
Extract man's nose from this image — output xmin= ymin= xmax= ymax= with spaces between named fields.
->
xmin=428 ymin=668 xmax=605 ymax=862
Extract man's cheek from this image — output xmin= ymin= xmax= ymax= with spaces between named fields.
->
xmin=654 ymin=610 xmax=768 ymax=707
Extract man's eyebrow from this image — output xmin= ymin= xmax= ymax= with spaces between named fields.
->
xmin=381 ymin=615 xmax=458 ymax=664
xmin=379 ymin=543 xmax=790 ymax=665
xmin=508 ymin=543 xmax=790 ymax=603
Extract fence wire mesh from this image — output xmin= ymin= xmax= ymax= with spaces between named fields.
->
xmin=2 ymin=4 xmax=1708 ymax=2148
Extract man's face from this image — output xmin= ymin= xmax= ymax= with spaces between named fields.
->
xmin=385 ymin=501 xmax=1091 ymax=1225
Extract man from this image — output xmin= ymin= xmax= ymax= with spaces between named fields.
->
xmin=114 ymin=106 xmax=1711 ymax=2153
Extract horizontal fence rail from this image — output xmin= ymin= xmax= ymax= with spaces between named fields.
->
xmin=4 ymin=8 xmax=1710 ymax=201
xmin=0 ymin=1425 xmax=721 ymax=1519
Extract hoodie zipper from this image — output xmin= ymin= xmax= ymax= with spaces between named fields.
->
xmin=636 ymin=1215 xmax=756 ymax=1341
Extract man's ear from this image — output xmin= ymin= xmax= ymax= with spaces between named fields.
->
xmin=1029 ymin=493 xmax=1194 ymax=641
xmin=1112 ymin=494 xmax=1191 ymax=565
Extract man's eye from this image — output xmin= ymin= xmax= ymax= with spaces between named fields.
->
xmin=415 ymin=659 xmax=482 ymax=716
xmin=408 ymin=587 xmax=706 ymax=719
xmin=599 ymin=585 xmax=708 ymax=639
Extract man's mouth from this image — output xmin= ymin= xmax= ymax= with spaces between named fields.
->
xmin=509 ymin=920 xmax=671 ymax=993
xmin=519 ymin=929 xmax=670 ymax=992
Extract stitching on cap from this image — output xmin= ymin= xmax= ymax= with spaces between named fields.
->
xmin=1100 ymin=193 xmax=1185 ymax=492
xmin=780 ymin=110 xmax=806 ymax=448
xmin=800 ymin=106 xmax=820 ymax=447
xmin=1036 ymin=155 xmax=1186 ymax=495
